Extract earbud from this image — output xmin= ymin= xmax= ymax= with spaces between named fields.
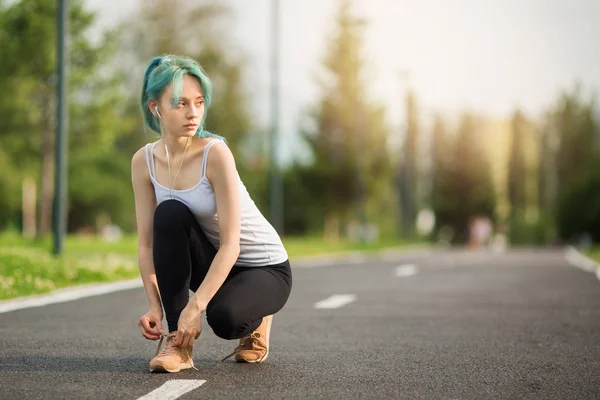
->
xmin=154 ymin=106 xmax=161 ymax=118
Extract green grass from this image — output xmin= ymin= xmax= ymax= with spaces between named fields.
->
xmin=585 ymin=247 xmax=600 ymax=263
xmin=283 ymin=235 xmax=420 ymax=257
xmin=0 ymin=232 xmax=139 ymax=300
xmin=0 ymin=231 xmax=422 ymax=300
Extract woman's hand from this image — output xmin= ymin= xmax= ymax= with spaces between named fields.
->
xmin=175 ymin=301 xmax=203 ymax=347
xmin=138 ymin=308 xmax=164 ymax=340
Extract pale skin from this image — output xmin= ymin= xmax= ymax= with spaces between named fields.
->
xmin=131 ymin=74 xmax=241 ymax=349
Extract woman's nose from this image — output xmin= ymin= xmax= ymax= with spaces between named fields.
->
xmin=188 ymin=104 xmax=201 ymax=118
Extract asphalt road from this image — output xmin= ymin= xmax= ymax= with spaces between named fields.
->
xmin=0 ymin=248 xmax=599 ymax=399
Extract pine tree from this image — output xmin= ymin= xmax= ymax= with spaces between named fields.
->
xmin=507 ymin=109 xmax=528 ymax=219
xmin=551 ymin=86 xmax=600 ymax=241
xmin=445 ymin=113 xmax=496 ymax=243
xmin=397 ymin=91 xmax=418 ymax=237
xmin=302 ymin=0 xmax=392 ymax=239
xmin=430 ymin=113 xmax=451 ymax=235
xmin=554 ymin=86 xmax=598 ymax=191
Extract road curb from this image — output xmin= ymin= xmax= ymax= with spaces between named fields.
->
xmin=565 ymin=245 xmax=600 ymax=281
xmin=0 ymin=278 xmax=143 ymax=314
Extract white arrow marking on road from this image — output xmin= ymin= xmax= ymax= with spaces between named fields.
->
xmin=137 ymin=380 xmax=206 ymax=400
xmin=314 ymin=294 xmax=357 ymax=309
xmin=395 ymin=264 xmax=418 ymax=277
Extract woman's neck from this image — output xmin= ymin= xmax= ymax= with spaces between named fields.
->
xmin=162 ymin=134 xmax=192 ymax=156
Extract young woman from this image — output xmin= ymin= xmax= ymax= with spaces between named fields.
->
xmin=131 ymin=55 xmax=292 ymax=373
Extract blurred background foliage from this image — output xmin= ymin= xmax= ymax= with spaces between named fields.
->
xmin=0 ymin=0 xmax=599 ymax=250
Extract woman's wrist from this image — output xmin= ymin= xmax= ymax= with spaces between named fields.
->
xmin=149 ymin=300 xmax=163 ymax=313
xmin=189 ymin=293 xmax=207 ymax=313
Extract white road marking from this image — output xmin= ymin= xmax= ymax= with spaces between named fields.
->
xmin=0 ymin=278 xmax=143 ymax=314
xmin=137 ymin=380 xmax=206 ymax=400
xmin=565 ymin=246 xmax=600 ymax=282
xmin=314 ymin=294 xmax=357 ymax=309
xmin=395 ymin=264 xmax=418 ymax=277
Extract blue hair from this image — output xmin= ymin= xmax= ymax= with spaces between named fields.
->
xmin=140 ymin=55 xmax=225 ymax=140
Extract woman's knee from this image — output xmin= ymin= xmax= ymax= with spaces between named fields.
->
xmin=154 ymin=199 xmax=192 ymax=230
xmin=206 ymin=304 xmax=256 ymax=340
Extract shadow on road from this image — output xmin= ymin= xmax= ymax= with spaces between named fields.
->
xmin=0 ymin=356 xmax=217 ymax=373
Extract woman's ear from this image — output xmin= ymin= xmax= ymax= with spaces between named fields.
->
xmin=148 ymin=99 xmax=158 ymax=117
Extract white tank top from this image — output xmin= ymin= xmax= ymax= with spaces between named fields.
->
xmin=144 ymin=139 xmax=288 ymax=267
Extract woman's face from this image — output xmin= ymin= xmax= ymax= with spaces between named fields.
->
xmin=151 ymin=74 xmax=205 ymax=138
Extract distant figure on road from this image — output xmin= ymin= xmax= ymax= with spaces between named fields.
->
xmin=468 ymin=215 xmax=493 ymax=250
xmin=131 ymin=55 xmax=292 ymax=372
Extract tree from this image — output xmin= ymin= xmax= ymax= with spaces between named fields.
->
xmin=0 ymin=147 xmax=21 ymax=228
xmin=0 ymin=0 xmax=126 ymax=234
xmin=550 ymin=85 xmax=600 ymax=241
xmin=301 ymin=0 xmax=392 ymax=239
xmin=397 ymin=90 xmax=418 ymax=237
xmin=553 ymin=86 xmax=598 ymax=192
xmin=537 ymin=115 xmax=557 ymax=216
xmin=430 ymin=113 xmax=451 ymax=235
xmin=557 ymin=170 xmax=600 ymax=242
xmin=507 ymin=109 xmax=528 ymax=219
xmin=433 ymin=113 xmax=496 ymax=243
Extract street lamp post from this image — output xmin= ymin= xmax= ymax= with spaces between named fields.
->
xmin=269 ymin=0 xmax=283 ymax=234
xmin=53 ymin=0 xmax=68 ymax=255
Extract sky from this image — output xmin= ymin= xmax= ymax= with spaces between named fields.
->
xmin=86 ymin=0 xmax=600 ymax=164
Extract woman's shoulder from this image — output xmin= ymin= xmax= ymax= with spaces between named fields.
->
xmin=204 ymin=138 xmax=237 ymax=181
xmin=132 ymin=143 xmax=147 ymax=166
xmin=131 ymin=141 xmax=161 ymax=179
xmin=205 ymin=139 xmax=234 ymax=166
xmin=132 ymin=141 xmax=156 ymax=165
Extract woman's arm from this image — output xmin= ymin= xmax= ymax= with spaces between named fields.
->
xmin=189 ymin=142 xmax=241 ymax=311
xmin=131 ymin=148 xmax=162 ymax=311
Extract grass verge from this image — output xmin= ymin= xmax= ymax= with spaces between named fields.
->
xmin=584 ymin=247 xmax=600 ymax=263
xmin=0 ymin=231 xmax=422 ymax=300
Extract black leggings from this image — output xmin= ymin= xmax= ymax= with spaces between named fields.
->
xmin=152 ymin=199 xmax=292 ymax=339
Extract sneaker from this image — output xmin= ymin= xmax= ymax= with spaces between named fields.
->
xmin=149 ymin=332 xmax=197 ymax=373
xmin=221 ymin=315 xmax=272 ymax=363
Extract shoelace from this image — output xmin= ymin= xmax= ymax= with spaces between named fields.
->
xmin=155 ymin=333 xmax=198 ymax=370
xmin=221 ymin=332 xmax=266 ymax=362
